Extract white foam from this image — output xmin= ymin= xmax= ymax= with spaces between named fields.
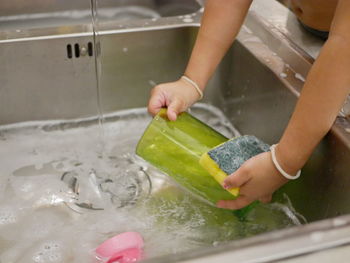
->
xmin=0 ymin=105 xmax=302 ymax=262
xmin=0 ymin=207 xmax=17 ymax=225
xmin=295 ymin=73 xmax=306 ymax=82
xmin=280 ymin=72 xmax=287 ymax=78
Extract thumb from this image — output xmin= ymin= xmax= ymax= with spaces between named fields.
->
xmin=217 ymin=196 xmax=253 ymax=210
xmin=148 ymin=91 xmax=165 ymax=116
xmin=167 ymin=98 xmax=184 ymax=121
xmin=259 ymin=195 xmax=272 ymax=204
xmin=223 ymin=166 xmax=251 ymax=189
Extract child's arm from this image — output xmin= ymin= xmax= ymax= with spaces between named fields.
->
xmin=148 ymin=0 xmax=253 ymax=121
xmin=276 ymin=0 xmax=350 ymax=175
xmin=219 ymin=0 xmax=350 ymax=209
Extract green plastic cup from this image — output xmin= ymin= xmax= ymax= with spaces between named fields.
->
xmin=136 ymin=109 xmax=236 ymax=205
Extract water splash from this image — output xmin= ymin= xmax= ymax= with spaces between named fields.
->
xmin=90 ymin=0 xmax=105 ymax=154
xmin=0 ymin=105 xmax=303 ymax=262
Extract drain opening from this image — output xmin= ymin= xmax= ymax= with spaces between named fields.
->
xmin=88 ymin=42 xmax=93 ymax=56
xmin=60 ymin=167 xmax=152 ymax=213
xmin=74 ymin=43 xmax=80 ymax=58
xmin=66 ymin=44 xmax=72 ymax=59
xmin=67 ymin=42 xmax=93 ymax=59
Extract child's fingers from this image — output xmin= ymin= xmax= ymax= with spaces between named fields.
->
xmin=223 ymin=166 xmax=252 ymax=189
xmin=217 ymin=196 xmax=253 ymax=210
xmin=148 ymin=92 xmax=165 ymax=116
xmin=167 ymin=98 xmax=184 ymax=121
xmin=258 ymin=195 xmax=272 ymax=203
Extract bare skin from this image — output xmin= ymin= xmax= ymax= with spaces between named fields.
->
xmin=290 ymin=0 xmax=339 ymax=31
xmin=148 ymin=0 xmax=350 ymax=209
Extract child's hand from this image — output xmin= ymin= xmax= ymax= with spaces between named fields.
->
xmin=217 ymin=152 xmax=289 ymax=210
xmin=148 ymin=78 xmax=201 ymax=121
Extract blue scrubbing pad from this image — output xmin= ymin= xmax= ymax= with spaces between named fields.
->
xmin=208 ymin=135 xmax=270 ymax=174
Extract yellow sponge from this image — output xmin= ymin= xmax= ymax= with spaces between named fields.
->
xmin=199 ymin=152 xmax=239 ymax=196
xmin=199 ymin=135 xmax=270 ymax=197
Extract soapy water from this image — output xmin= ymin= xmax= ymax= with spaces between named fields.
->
xmin=0 ymin=104 xmax=304 ymax=262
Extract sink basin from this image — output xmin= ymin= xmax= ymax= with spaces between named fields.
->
xmin=2 ymin=0 xmax=350 ymax=262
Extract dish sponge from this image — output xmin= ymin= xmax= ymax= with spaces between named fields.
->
xmin=199 ymin=135 xmax=270 ymax=197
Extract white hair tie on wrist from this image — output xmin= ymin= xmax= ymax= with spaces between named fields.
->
xmin=270 ymin=144 xmax=301 ymax=180
xmin=181 ymin=75 xmax=204 ymax=100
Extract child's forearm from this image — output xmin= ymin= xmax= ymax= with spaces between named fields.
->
xmin=276 ymin=0 xmax=350 ymax=173
xmin=185 ymin=0 xmax=253 ymax=90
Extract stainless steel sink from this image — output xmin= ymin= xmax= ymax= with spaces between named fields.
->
xmin=0 ymin=0 xmax=201 ymax=30
xmin=2 ymin=0 xmax=350 ymax=262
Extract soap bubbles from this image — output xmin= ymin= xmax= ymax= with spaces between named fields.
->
xmin=0 ymin=106 xmax=302 ymax=262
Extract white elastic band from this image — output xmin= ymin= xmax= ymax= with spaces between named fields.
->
xmin=270 ymin=144 xmax=301 ymax=180
xmin=181 ymin=75 xmax=204 ymax=100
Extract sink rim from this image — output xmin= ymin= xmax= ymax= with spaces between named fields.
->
xmin=142 ymin=213 xmax=350 ymax=263
xmin=0 ymin=4 xmax=202 ymax=43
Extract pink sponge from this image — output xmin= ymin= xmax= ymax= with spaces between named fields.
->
xmin=95 ymin=232 xmax=144 ymax=263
